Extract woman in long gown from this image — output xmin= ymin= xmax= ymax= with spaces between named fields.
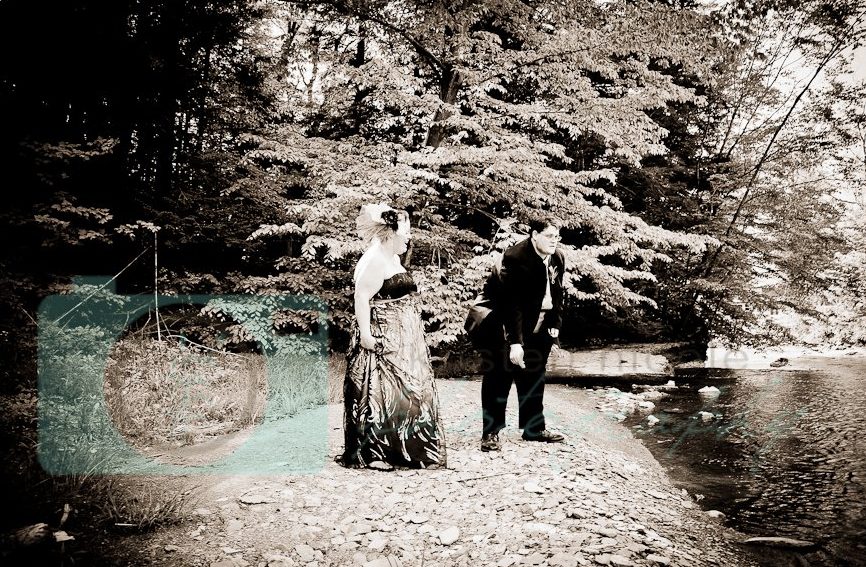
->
xmin=340 ymin=204 xmax=447 ymax=470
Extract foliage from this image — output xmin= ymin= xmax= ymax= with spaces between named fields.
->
xmin=237 ymin=0 xmax=722 ymax=346
xmin=201 ymin=295 xmax=326 ymax=354
xmin=612 ymin=0 xmax=866 ymax=346
xmin=3 ymin=0 xmax=866 ymax=382
xmin=793 ymin=82 xmax=866 ymax=346
xmin=0 ymin=0 xmax=281 ymax=394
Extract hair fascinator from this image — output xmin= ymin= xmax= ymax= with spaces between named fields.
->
xmin=380 ymin=210 xmax=400 ymax=231
xmin=356 ymin=203 xmax=410 ymax=243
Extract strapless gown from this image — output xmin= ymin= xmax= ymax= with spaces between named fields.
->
xmin=341 ymin=271 xmax=447 ymax=468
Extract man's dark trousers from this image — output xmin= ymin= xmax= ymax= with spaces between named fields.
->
xmin=481 ymin=328 xmax=553 ymax=438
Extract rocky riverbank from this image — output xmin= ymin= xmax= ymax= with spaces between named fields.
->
xmin=109 ymin=378 xmax=758 ymax=567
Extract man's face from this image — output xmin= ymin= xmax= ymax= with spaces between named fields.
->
xmin=532 ymin=225 xmax=560 ymax=256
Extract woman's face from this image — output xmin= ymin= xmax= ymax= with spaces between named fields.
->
xmin=392 ymin=231 xmax=410 ymax=255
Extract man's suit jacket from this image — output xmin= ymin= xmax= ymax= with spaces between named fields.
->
xmin=478 ymin=238 xmax=565 ymax=348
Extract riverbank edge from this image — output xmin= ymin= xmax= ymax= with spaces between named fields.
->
xmin=545 ymin=343 xmax=866 ymax=379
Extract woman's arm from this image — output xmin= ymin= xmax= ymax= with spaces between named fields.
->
xmin=354 ymin=253 xmax=386 ymax=350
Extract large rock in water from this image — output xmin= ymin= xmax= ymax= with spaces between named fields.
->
xmin=547 ymin=348 xmax=672 ymax=379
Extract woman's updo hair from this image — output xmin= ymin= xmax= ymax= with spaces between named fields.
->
xmin=356 ymin=203 xmax=410 ymax=244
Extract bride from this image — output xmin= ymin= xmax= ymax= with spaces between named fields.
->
xmin=339 ymin=203 xmax=447 ymax=470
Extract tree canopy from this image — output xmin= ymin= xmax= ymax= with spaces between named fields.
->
xmin=2 ymin=0 xmax=865 ymax=378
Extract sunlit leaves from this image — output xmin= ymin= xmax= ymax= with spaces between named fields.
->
xmin=236 ymin=0 xmax=728 ymax=345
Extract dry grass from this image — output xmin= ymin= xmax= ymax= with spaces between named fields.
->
xmin=328 ymin=353 xmax=347 ymax=404
xmin=1 ymin=391 xmax=197 ymax=542
xmin=261 ymin=350 xmax=328 ymax=423
xmin=93 ymin=476 xmax=199 ymax=530
xmin=103 ymin=337 xmax=332 ymax=449
xmin=104 ymin=338 xmax=267 ymax=448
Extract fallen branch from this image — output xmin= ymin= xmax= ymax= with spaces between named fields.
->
xmin=450 ymin=471 xmax=520 ymax=483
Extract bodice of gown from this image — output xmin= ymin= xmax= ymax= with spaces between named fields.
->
xmin=374 ymin=271 xmax=417 ymax=300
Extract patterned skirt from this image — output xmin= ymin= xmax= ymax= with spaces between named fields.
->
xmin=341 ymin=295 xmax=447 ymax=468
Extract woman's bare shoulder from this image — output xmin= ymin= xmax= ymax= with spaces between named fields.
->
xmin=354 ymin=246 xmax=387 ymax=284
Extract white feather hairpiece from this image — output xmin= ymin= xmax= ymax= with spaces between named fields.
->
xmin=355 ymin=203 xmax=409 ymax=242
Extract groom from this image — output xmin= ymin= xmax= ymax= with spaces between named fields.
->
xmin=476 ymin=219 xmax=566 ymax=452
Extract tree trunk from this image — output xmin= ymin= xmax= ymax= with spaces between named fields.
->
xmin=403 ymin=241 xmax=414 ymax=267
xmin=352 ymin=24 xmax=365 ymax=68
xmin=424 ymin=65 xmax=462 ymax=148
xmin=155 ymin=0 xmax=181 ymax=197
xmin=195 ymin=44 xmax=212 ymax=153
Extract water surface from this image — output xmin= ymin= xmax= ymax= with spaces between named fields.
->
xmin=622 ymin=358 xmax=866 ymax=566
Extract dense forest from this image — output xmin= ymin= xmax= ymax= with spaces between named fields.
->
xmin=1 ymin=2 xmax=865 ymax=560
xmin=2 ymin=0 xmax=865 ymax=390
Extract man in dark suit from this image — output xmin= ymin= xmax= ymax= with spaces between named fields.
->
xmin=475 ymin=219 xmax=566 ymax=452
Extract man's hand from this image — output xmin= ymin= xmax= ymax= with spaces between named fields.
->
xmin=548 ymin=328 xmax=561 ymax=359
xmin=509 ymin=344 xmax=526 ymax=368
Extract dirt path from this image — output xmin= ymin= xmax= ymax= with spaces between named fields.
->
xmin=120 ymin=378 xmax=757 ymax=567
